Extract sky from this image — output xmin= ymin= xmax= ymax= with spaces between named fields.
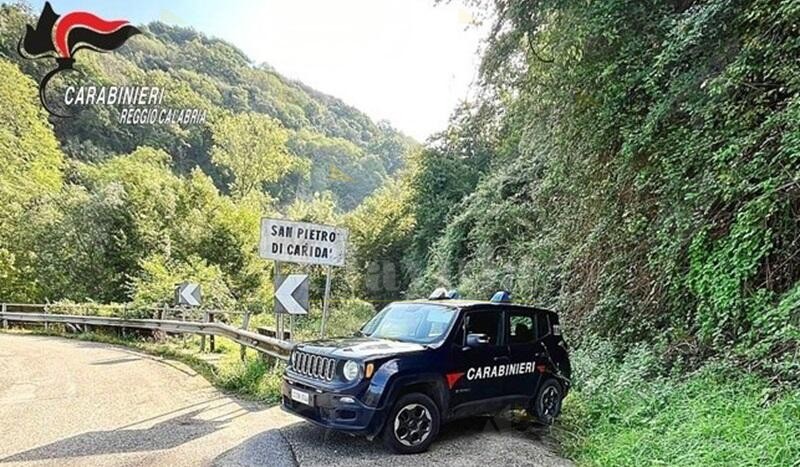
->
xmin=40 ymin=0 xmax=488 ymax=141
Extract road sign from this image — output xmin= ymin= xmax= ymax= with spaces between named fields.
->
xmin=275 ymin=274 xmax=309 ymax=315
xmin=260 ymin=219 xmax=348 ymax=267
xmin=175 ymin=282 xmax=201 ymax=307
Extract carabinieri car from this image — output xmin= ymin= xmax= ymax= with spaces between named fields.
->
xmin=281 ymin=289 xmax=571 ymax=454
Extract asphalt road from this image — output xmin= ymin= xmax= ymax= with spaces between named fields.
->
xmin=0 ymin=334 xmax=572 ymax=467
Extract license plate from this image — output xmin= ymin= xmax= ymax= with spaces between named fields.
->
xmin=290 ymin=388 xmax=311 ymax=406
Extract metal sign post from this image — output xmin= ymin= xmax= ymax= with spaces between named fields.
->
xmin=273 ymin=261 xmax=282 ymax=341
xmin=320 ymin=265 xmax=332 ymax=338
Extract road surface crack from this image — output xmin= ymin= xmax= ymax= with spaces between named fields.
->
xmin=278 ymin=426 xmax=300 ymax=466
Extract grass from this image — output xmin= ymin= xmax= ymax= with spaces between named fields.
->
xmin=558 ymin=342 xmax=800 ymax=466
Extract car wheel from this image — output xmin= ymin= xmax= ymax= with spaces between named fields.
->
xmin=530 ymin=379 xmax=563 ymax=425
xmin=382 ymin=393 xmax=440 ymax=454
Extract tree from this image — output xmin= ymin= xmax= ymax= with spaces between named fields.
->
xmin=287 ymin=192 xmax=339 ymax=224
xmin=0 ymin=58 xmax=64 ymax=301
xmin=346 ymin=179 xmax=416 ymax=303
xmin=405 ymin=103 xmax=493 ymax=279
xmin=211 ymin=112 xmax=309 ymax=197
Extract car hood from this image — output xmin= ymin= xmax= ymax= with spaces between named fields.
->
xmin=295 ymin=336 xmax=426 ymax=360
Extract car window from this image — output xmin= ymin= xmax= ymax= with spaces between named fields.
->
xmin=465 ymin=311 xmax=502 ymax=345
xmin=509 ymin=313 xmax=535 ymax=344
xmin=360 ymin=303 xmax=457 ymax=344
xmin=536 ymin=313 xmax=550 ymax=339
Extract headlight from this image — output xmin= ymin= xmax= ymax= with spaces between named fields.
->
xmin=342 ymin=360 xmax=360 ymax=381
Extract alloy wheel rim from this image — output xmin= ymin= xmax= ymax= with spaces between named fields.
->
xmin=393 ymin=403 xmax=432 ymax=446
xmin=541 ymin=386 xmax=558 ymax=416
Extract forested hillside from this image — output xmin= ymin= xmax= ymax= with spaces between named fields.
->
xmin=0 ymin=3 xmax=414 ymax=306
xmin=0 ymin=4 xmax=414 ymax=210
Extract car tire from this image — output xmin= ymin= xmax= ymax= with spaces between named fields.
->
xmin=382 ymin=392 xmax=440 ymax=454
xmin=530 ymin=378 xmax=563 ymax=425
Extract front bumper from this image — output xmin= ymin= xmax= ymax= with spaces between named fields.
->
xmin=281 ymin=377 xmax=384 ymax=436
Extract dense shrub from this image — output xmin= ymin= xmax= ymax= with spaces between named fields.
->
xmin=561 ymin=340 xmax=800 ymax=466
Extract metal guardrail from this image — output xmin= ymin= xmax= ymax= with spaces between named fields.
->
xmin=0 ymin=307 xmax=292 ymax=361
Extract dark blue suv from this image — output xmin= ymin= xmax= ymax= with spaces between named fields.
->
xmin=281 ymin=291 xmax=571 ymax=454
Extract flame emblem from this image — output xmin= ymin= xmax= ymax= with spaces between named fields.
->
xmin=18 ymin=2 xmax=140 ymax=117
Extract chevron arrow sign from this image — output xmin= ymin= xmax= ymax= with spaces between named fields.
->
xmin=175 ymin=282 xmax=201 ymax=307
xmin=275 ymin=274 xmax=309 ymax=315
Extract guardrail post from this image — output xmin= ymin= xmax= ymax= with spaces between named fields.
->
xmin=83 ymin=304 xmax=90 ymax=334
xmin=121 ymin=304 xmax=127 ymax=338
xmin=209 ymin=312 xmax=215 ymax=352
xmin=200 ymin=311 xmax=209 ymax=352
xmin=2 ymin=303 xmax=7 ymax=330
xmin=44 ymin=303 xmax=50 ymax=333
xmin=157 ymin=305 xmax=167 ymax=341
xmin=240 ymin=310 xmax=251 ymax=361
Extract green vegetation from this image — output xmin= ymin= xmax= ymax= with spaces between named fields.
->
xmin=405 ymin=0 xmax=800 ymax=377
xmin=0 ymin=3 xmax=415 ymax=208
xmin=211 ymin=112 xmax=309 ymax=198
xmin=0 ymin=4 xmax=415 ymax=306
xmin=1 ymin=0 xmax=799 ymax=465
xmin=562 ymin=342 xmax=800 ymax=466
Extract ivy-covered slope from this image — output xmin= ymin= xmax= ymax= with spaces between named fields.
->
xmin=402 ymin=0 xmax=800 ymax=379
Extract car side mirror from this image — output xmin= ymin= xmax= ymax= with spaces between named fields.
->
xmin=466 ymin=333 xmax=490 ymax=348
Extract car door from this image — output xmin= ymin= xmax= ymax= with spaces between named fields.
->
xmin=449 ymin=308 xmax=509 ymax=413
xmin=505 ymin=309 xmax=543 ymax=398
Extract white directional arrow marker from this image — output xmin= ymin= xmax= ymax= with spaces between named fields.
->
xmin=275 ymin=274 xmax=308 ymax=314
xmin=180 ymin=283 xmax=201 ymax=306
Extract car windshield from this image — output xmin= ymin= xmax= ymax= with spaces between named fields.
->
xmin=359 ymin=303 xmax=456 ymax=344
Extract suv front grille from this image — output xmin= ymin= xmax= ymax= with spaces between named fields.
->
xmin=291 ymin=351 xmax=336 ymax=381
